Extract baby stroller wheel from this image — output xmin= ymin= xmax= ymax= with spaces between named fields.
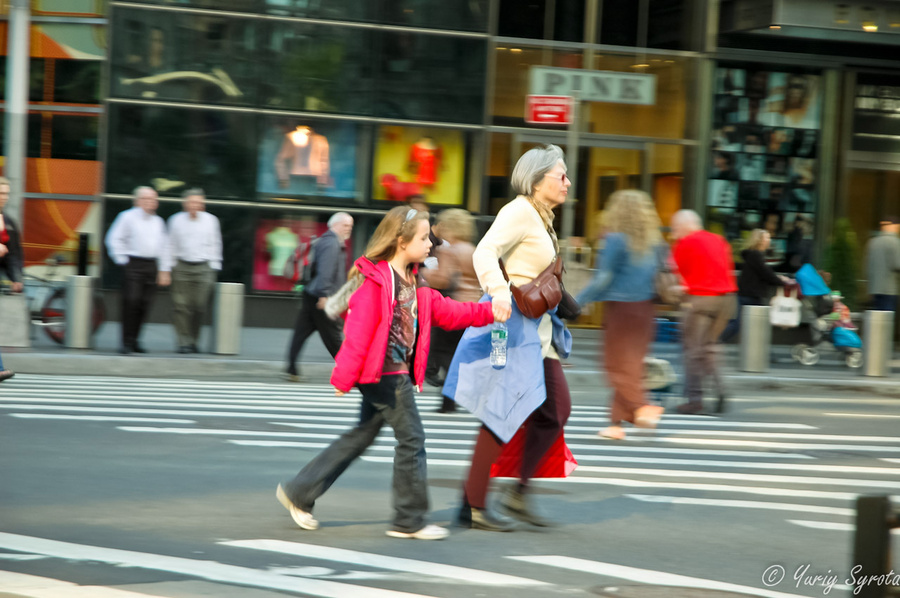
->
xmin=790 ymin=344 xmax=805 ymax=362
xmin=845 ymin=350 xmax=863 ymax=369
xmin=798 ymin=346 xmax=819 ymax=366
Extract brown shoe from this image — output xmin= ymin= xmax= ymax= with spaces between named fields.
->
xmin=598 ymin=425 xmax=625 ymax=440
xmin=0 ymin=370 xmax=14 ymax=382
xmin=634 ymin=405 xmax=664 ymax=428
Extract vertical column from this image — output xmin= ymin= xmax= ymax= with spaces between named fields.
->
xmin=3 ymin=0 xmax=31 ymax=226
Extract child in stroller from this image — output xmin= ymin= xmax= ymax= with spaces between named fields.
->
xmin=790 ymin=264 xmax=863 ymax=368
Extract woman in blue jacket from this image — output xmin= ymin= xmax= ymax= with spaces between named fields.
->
xmin=577 ymin=190 xmax=666 ymax=440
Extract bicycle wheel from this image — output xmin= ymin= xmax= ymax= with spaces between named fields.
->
xmin=41 ymin=288 xmax=67 ymax=344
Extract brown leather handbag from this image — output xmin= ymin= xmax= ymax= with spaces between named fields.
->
xmin=498 ymin=257 xmax=564 ymax=319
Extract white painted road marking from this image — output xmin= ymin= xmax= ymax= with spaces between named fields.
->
xmin=625 ymin=494 xmax=855 ymax=516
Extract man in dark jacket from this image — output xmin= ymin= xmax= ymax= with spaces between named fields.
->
xmin=284 ymin=212 xmax=353 ymax=382
xmin=866 ymin=215 xmax=900 ymax=312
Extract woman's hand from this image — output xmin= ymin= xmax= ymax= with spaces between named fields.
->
xmin=492 ymin=298 xmax=512 ymax=323
xmin=11 ymin=281 xmax=22 ymax=293
xmin=0 ymin=244 xmax=8 ymax=257
xmin=334 ymin=388 xmax=346 ymax=396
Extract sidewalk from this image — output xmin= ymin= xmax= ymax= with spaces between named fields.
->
xmin=2 ymin=321 xmax=899 ymax=391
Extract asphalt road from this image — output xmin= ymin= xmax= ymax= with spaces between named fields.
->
xmin=1 ymin=373 xmax=899 ymax=598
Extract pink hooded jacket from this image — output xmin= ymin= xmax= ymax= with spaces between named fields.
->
xmin=331 ymin=257 xmax=494 ymax=393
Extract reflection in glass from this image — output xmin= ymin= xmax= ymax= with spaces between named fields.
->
xmin=111 ymin=8 xmax=258 ymax=106
xmin=51 ymin=115 xmax=99 ymax=160
xmin=260 ymin=23 xmax=374 ymax=114
xmin=54 ymin=60 xmax=101 ymax=104
xmin=106 ymin=105 xmax=257 ymax=199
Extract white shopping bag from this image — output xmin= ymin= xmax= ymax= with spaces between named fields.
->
xmin=770 ymin=287 xmax=802 ymax=328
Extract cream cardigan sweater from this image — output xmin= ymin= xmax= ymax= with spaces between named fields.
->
xmin=472 ymin=195 xmax=558 ymax=358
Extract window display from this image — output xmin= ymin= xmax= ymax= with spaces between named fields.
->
xmin=709 ymin=67 xmax=822 ymax=265
xmin=372 ymin=126 xmax=465 ymax=205
xmin=253 ymin=217 xmax=328 ymax=292
xmin=258 ymin=118 xmax=358 ymax=199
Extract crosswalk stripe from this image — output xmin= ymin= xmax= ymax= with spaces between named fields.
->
xmin=507 ymin=555 xmax=809 ymax=598
xmin=574 ymin=454 xmax=898 ymax=474
xmin=0 ymin=571 xmax=171 ymax=598
xmin=219 ymin=539 xmax=548 ymax=587
xmin=10 ymin=414 xmax=197 ymax=423
xmin=825 ymin=412 xmax=900 ymax=419
xmin=0 ymin=533 xmax=437 ymax=598
xmin=787 ymin=520 xmax=900 ymax=533
xmin=625 ymin=494 xmax=856 ymax=515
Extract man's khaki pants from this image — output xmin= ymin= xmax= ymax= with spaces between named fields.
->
xmin=171 ymin=261 xmax=215 ymax=348
xmin=681 ymin=294 xmax=736 ymax=405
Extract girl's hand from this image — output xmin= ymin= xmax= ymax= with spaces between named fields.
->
xmin=334 ymin=388 xmax=346 ymax=396
xmin=0 ymin=244 xmax=8 ymax=257
xmin=492 ymin=299 xmax=512 ymax=323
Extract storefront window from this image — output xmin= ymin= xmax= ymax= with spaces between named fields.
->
xmin=106 ymin=104 xmax=257 ymax=199
xmin=372 ymin=125 xmax=468 ymax=206
xmin=708 ymin=67 xmax=822 ymax=267
xmin=24 ymin=199 xmax=100 ymax=268
xmin=51 ymin=115 xmax=98 ymax=160
xmin=374 ymin=32 xmax=486 ymax=123
xmin=498 ymin=0 xmax=584 ymax=42
xmin=122 ymin=0 xmax=261 ymax=14
xmin=260 ymin=23 xmax=375 ymax=115
xmin=257 ymin=116 xmax=366 ymax=202
xmin=110 ymin=8 xmax=259 ymax=106
xmin=492 ymin=45 xmax=583 ymax=126
xmin=54 ymin=60 xmax=101 ymax=104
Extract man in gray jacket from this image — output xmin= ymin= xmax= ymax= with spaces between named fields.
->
xmin=284 ymin=212 xmax=353 ymax=382
xmin=865 ymin=215 xmax=900 ymax=312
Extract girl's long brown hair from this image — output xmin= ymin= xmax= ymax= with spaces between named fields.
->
xmin=348 ymin=205 xmax=431 ymax=279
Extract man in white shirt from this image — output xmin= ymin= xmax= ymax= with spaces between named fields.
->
xmin=105 ymin=186 xmax=171 ymax=354
xmin=163 ymin=188 xmax=223 ymax=353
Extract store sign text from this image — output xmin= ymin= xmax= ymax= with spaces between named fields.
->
xmin=856 ymin=85 xmax=900 ymax=113
xmin=529 ymin=67 xmax=657 ymax=105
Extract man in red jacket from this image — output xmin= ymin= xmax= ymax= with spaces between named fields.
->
xmin=671 ymin=210 xmax=737 ymax=414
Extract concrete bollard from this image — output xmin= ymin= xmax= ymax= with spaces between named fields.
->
xmin=739 ymin=305 xmax=771 ymax=373
xmin=65 ymin=275 xmax=94 ymax=349
xmin=863 ymin=310 xmax=894 ymax=377
xmin=211 ymin=282 xmax=244 ymax=355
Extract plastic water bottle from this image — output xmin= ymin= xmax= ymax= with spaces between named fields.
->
xmin=490 ymin=321 xmax=508 ymax=369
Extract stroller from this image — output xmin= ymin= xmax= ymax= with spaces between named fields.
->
xmin=790 ymin=264 xmax=863 ymax=368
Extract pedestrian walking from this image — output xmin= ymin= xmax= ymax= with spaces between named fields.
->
xmin=105 ymin=186 xmax=170 ymax=354
xmin=576 ymin=190 xmax=666 ymax=441
xmin=276 ymin=205 xmax=497 ymax=540
xmin=284 ymin=212 xmax=353 ymax=382
xmin=720 ymin=228 xmax=789 ymax=343
xmin=865 ymin=215 xmax=900 ymax=312
xmin=670 ymin=210 xmax=737 ymax=414
xmin=419 ymin=209 xmax=481 ymax=412
xmin=165 ymin=188 xmax=222 ymax=353
xmin=444 ymin=144 xmax=573 ymax=532
xmin=0 ymin=177 xmax=22 ymax=382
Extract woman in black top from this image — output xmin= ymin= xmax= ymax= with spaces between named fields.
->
xmin=0 ymin=176 xmax=23 ymax=381
xmin=720 ymin=229 xmax=787 ymax=342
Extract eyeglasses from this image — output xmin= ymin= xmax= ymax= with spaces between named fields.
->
xmin=405 ymin=208 xmax=417 ymax=222
xmin=545 ymin=173 xmax=569 ymax=183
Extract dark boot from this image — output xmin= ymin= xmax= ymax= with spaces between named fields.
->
xmin=714 ymin=393 xmax=727 ymax=414
xmin=457 ymin=501 xmax=515 ymax=532
xmin=500 ymin=485 xmax=553 ymax=527
xmin=436 ymin=397 xmax=458 ymax=413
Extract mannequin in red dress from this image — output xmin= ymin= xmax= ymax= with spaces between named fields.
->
xmin=409 ymin=136 xmax=442 ymax=186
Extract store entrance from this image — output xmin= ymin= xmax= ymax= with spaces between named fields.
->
xmin=846 ymin=167 xmax=900 ymax=242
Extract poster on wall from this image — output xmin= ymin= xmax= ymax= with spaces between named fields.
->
xmin=372 ymin=125 xmax=465 ymax=206
xmin=257 ymin=118 xmax=359 ymax=199
xmin=252 ymin=217 xmax=329 ymax=292
xmin=709 ymin=67 xmax=821 ymax=267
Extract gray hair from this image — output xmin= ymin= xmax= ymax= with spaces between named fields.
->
xmin=132 ymin=186 xmax=157 ymax=205
xmin=328 ymin=211 xmax=352 ymax=228
xmin=671 ymin=209 xmax=702 ymax=231
xmin=510 ymin=144 xmax=566 ymax=197
xmin=181 ymin=187 xmax=205 ymax=199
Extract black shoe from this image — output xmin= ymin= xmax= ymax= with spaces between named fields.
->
xmin=0 ymin=370 xmax=15 ymax=382
xmin=500 ymin=486 xmax=553 ymax=527
xmin=714 ymin=394 xmax=727 ymax=414
xmin=119 ymin=346 xmax=133 ymax=355
xmin=676 ymin=401 xmax=704 ymax=415
xmin=190 ymin=344 xmax=200 ymax=354
xmin=435 ymin=398 xmax=458 ymax=413
xmin=424 ymin=374 xmax=445 ymax=388
xmin=133 ymin=344 xmax=146 ymax=354
xmin=457 ymin=503 xmax=515 ymax=532
xmin=177 ymin=346 xmax=192 ymax=354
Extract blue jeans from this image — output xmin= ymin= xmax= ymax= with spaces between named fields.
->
xmin=282 ymin=373 xmax=429 ymax=533
xmin=871 ymin=294 xmax=898 ymax=312
xmin=0 ymin=349 xmax=4 ymax=370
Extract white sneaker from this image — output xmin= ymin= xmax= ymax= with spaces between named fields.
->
xmin=276 ymin=484 xmax=319 ymax=530
xmin=386 ymin=524 xmax=449 ymax=540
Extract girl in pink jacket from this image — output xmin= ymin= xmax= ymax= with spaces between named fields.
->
xmin=277 ymin=205 xmax=501 ymax=541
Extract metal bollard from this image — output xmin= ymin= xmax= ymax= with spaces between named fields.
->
xmin=739 ymin=305 xmax=771 ymax=373
xmin=211 ymin=282 xmax=244 ymax=355
xmin=65 ymin=275 xmax=94 ymax=349
xmin=852 ymin=495 xmax=899 ymax=598
xmin=863 ymin=310 xmax=894 ymax=377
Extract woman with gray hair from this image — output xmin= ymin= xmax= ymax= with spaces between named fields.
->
xmin=443 ymin=145 xmax=573 ymax=532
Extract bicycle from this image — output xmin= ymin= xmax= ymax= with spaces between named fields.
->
xmin=4 ymin=255 xmax=107 ymax=344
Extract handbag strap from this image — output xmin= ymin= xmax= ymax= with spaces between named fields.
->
xmin=498 ymin=255 xmax=563 ymax=284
